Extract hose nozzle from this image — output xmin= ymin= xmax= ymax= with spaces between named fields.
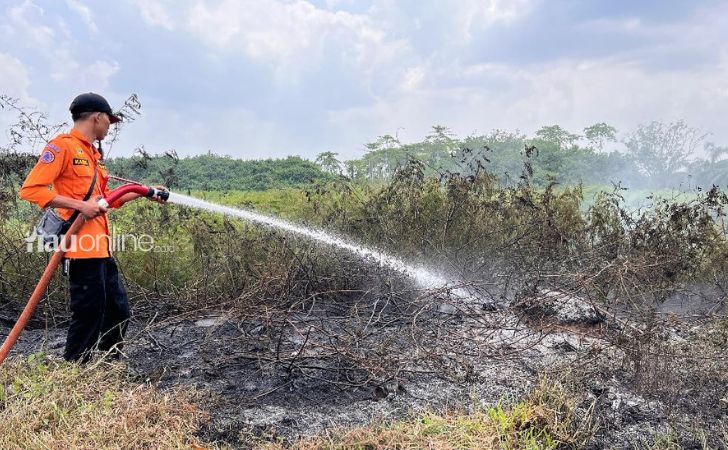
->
xmin=147 ymin=187 xmax=170 ymax=201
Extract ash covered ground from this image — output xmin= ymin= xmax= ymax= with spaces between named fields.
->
xmin=2 ymin=278 xmax=725 ymax=449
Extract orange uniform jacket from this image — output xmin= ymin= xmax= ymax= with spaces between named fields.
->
xmin=20 ymin=128 xmax=120 ymax=259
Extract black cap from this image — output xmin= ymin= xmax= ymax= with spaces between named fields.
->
xmin=69 ymin=92 xmax=121 ymax=124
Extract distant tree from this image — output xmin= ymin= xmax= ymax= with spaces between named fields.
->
xmin=704 ymin=142 xmax=728 ymax=164
xmin=461 ymin=130 xmax=525 ymax=183
xmin=534 ymin=125 xmax=581 ymax=150
xmin=106 ymin=154 xmax=330 ymax=191
xmin=361 ymin=134 xmax=410 ymax=180
xmin=426 ymin=125 xmax=457 ymax=157
xmin=426 ymin=125 xmax=455 ymax=143
xmin=584 ymin=122 xmax=617 ymax=151
xmin=344 ymin=160 xmax=360 ymax=179
xmin=315 ymin=151 xmax=341 ymax=174
xmin=687 ymin=142 xmax=728 ymax=187
xmin=624 ymin=120 xmax=706 ymax=186
xmin=374 ymin=134 xmax=401 ymax=150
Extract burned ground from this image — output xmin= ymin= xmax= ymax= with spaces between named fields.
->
xmin=2 ymin=135 xmax=728 ymax=447
xmin=3 ymin=268 xmax=725 ymax=449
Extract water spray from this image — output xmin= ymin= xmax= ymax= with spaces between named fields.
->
xmin=165 ymin=192 xmax=459 ymax=291
xmin=0 ymin=186 xmax=462 ymax=365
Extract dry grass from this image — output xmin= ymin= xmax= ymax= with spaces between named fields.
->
xmin=0 ymin=355 xmax=593 ymax=450
xmin=0 ymin=353 xmax=211 ymax=450
xmin=261 ymin=379 xmax=593 ymax=450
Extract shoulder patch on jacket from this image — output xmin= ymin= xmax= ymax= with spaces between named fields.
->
xmin=40 ymin=150 xmax=55 ymax=164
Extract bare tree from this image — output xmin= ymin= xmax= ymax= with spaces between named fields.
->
xmin=624 ymin=120 xmax=706 ymax=185
xmin=0 ymin=95 xmax=67 ymax=154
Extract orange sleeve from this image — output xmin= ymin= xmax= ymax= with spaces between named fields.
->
xmin=19 ymin=140 xmax=67 ymax=208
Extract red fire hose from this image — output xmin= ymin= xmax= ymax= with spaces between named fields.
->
xmin=0 ymin=183 xmax=168 ymax=365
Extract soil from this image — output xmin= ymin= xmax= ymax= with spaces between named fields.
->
xmin=1 ymin=283 xmax=725 ymax=449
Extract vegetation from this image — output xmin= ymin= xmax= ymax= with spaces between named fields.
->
xmin=2 ymin=95 xmax=728 ymax=447
xmin=332 ymin=123 xmax=728 ymax=190
xmin=263 ymin=380 xmax=592 ymax=450
xmin=0 ymin=355 xmax=595 ymax=450
xmin=0 ymin=353 xmax=207 ymax=449
xmin=106 ymin=152 xmax=333 ymax=192
xmin=99 ymin=120 xmax=728 ymax=192
xmin=4 ymin=89 xmax=727 ymax=192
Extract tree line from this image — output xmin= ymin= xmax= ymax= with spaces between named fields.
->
xmin=55 ymin=120 xmax=728 ymax=191
xmin=106 ymin=150 xmax=332 ymax=191
xmin=2 ymin=90 xmax=726 ymax=192
xmin=317 ymin=121 xmax=728 ymax=189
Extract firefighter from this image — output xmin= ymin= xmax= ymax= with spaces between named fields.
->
xmin=20 ymin=92 xmax=164 ymax=362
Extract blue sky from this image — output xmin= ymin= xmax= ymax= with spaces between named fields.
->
xmin=1 ymin=0 xmax=727 ymax=159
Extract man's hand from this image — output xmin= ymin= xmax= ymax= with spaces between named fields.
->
xmin=79 ymin=196 xmax=107 ymax=219
xmin=149 ymin=185 xmax=168 ymax=204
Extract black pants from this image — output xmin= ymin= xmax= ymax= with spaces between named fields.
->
xmin=64 ymin=257 xmax=131 ymax=362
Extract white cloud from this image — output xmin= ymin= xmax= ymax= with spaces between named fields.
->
xmin=317 ymin=1 xmax=728 ymax=157
xmin=458 ymin=0 xmax=538 ymax=40
xmin=84 ymin=60 xmax=121 ymax=90
xmin=126 ymin=0 xmax=411 ymax=83
xmin=326 ymin=55 xmax=728 ymax=158
xmin=578 ymin=17 xmax=644 ymax=34
xmin=367 ymin=0 xmax=537 ymax=47
xmin=1 ymin=1 xmax=119 ymax=88
xmin=65 ymin=0 xmax=98 ymax=33
xmin=118 ymin=0 xmax=728 ymax=158
xmin=2 ymin=0 xmax=728 ymax=161
xmin=131 ymin=0 xmax=175 ymax=31
xmin=400 ymin=66 xmax=426 ymax=92
xmin=0 ymin=52 xmax=31 ymax=99
xmin=324 ymin=0 xmax=345 ymax=8
xmin=6 ymin=1 xmax=56 ymax=49
xmin=185 ymin=0 xmax=409 ymax=81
